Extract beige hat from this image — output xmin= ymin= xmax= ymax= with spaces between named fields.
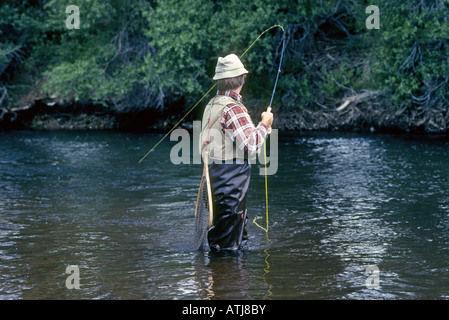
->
xmin=213 ymin=54 xmax=249 ymax=80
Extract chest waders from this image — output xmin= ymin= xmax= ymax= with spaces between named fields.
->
xmin=196 ymin=95 xmax=252 ymax=251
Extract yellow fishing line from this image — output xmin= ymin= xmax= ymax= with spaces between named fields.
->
xmin=239 ymin=24 xmax=284 ymax=58
xmin=138 ymin=84 xmax=216 ymax=164
xmin=253 ymin=141 xmax=269 ymax=233
xmin=137 ymin=24 xmax=284 ymax=164
xmin=262 ymin=233 xmax=272 ymax=298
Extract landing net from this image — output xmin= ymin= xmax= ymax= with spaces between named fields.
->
xmin=193 ymin=156 xmax=213 ymax=251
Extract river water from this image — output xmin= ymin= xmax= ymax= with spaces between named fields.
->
xmin=1 ymin=130 xmax=449 ymax=299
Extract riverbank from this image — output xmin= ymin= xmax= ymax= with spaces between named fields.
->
xmin=277 ymin=103 xmax=449 ymax=135
xmin=1 ymin=97 xmax=448 ymax=136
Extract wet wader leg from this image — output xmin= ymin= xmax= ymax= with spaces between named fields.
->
xmin=207 ymin=162 xmax=251 ymax=251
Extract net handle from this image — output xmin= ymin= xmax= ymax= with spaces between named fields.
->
xmin=203 ymin=151 xmax=214 ymax=229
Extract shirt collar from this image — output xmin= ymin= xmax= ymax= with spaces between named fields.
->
xmin=217 ymin=90 xmax=242 ymax=102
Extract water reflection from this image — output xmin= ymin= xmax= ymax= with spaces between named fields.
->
xmin=192 ymin=251 xmax=250 ymax=300
xmin=311 ymin=138 xmax=395 ymax=251
xmin=298 ymin=136 xmax=403 ymax=298
xmin=2 ymin=131 xmax=449 ymax=299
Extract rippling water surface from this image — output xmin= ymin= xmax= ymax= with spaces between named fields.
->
xmin=1 ymin=130 xmax=449 ymax=299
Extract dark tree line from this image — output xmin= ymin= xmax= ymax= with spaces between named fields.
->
xmin=1 ymin=0 xmax=448 ymax=132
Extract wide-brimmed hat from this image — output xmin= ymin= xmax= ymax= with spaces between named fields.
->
xmin=213 ymin=54 xmax=249 ymax=80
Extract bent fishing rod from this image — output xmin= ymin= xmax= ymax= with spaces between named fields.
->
xmin=253 ymin=27 xmax=285 ymax=233
xmin=137 ymin=24 xmax=285 ymax=164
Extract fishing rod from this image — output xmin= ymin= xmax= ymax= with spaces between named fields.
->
xmin=137 ymin=24 xmax=285 ymax=164
xmin=253 ymin=28 xmax=285 ymax=234
xmin=137 ymin=25 xmax=286 ymax=236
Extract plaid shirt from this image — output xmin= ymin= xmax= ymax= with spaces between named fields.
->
xmin=218 ymin=90 xmax=269 ymax=155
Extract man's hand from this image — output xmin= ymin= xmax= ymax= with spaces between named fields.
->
xmin=261 ymin=108 xmax=274 ymax=128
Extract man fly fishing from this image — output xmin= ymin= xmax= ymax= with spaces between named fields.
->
xmin=199 ymin=54 xmax=274 ymax=251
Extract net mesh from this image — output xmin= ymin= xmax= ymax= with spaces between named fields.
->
xmin=193 ymin=175 xmax=211 ymax=251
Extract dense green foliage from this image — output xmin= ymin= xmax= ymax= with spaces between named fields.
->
xmin=1 ymin=0 xmax=448 ymax=122
xmin=369 ymin=0 xmax=449 ymax=109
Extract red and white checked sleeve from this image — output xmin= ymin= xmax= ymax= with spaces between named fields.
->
xmin=221 ymin=103 xmax=269 ymax=155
